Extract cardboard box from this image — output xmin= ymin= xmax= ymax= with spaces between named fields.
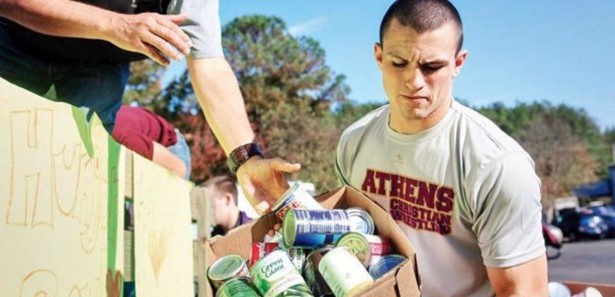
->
xmin=202 ymin=186 xmax=421 ymax=297
xmin=563 ymin=281 xmax=615 ymax=296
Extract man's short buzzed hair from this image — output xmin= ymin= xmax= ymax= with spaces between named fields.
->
xmin=379 ymin=0 xmax=464 ymax=53
xmin=201 ymin=175 xmax=238 ymax=204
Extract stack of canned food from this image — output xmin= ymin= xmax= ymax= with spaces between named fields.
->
xmin=207 ymin=184 xmax=408 ymax=297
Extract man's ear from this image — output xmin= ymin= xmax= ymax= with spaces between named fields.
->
xmin=223 ymin=193 xmax=233 ymax=206
xmin=453 ymin=49 xmax=468 ymax=77
xmin=374 ymin=42 xmax=384 ymax=68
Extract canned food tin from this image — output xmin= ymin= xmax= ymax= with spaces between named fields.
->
xmin=318 ymin=247 xmax=373 ymax=297
xmin=208 ymin=254 xmax=250 ymax=289
xmin=272 ymin=183 xmax=324 ymax=220
xmin=215 ymin=277 xmax=261 ymax=297
xmin=368 ymin=254 xmax=406 ymax=279
xmin=283 ymin=209 xmax=351 ymax=248
xmin=287 ymin=246 xmax=307 ymax=273
xmin=303 ymin=247 xmax=335 ymax=297
xmin=250 ymin=249 xmax=313 ymax=297
xmin=345 ymin=207 xmax=375 ymax=235
xmin=250 ymin=242 xmax=280 ymax=268
xmin=335 ymin=232 xmax=371 ymax=267
xmin=363 ymin=234 xmax=393 ymax=255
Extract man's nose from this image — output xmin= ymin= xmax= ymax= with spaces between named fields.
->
xmin=404 ymin=67 xmax=426 ymax=91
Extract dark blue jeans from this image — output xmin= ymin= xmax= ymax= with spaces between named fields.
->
xmin=0 ymin=20 xmax=130 ymax=133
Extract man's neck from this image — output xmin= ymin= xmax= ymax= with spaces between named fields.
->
xmin=225 ymin=209 xmax=240 ymax=232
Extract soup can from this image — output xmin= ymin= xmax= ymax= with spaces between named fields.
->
xmin=335 ymin=232 xmax=371 ymax=267
xmin=250 ymin=249 xmax=314 ymax=297
xmin=345 ymin=207 xmax=375 ymax=235
xmin=250 ymin=242 xmax=280 ymax=268
xmin=272 ymin=183 xmax=324 ymax=220
xmin=208 ymin=254 xmax=250 ymax=289
xmin=318 ymin=247 xmax=373 ymax=297
xmin=215 ymin=277 xmax=261 ymax=297
xmin=283 ymin=209 xmax=351 ymax=248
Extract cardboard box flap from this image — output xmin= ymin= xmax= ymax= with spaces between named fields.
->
xmin=564 ymin=281 xmax=615 ymax=296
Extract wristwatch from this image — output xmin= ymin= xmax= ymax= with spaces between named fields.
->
xmin=226 ymin=142 xmax=264 ymax=174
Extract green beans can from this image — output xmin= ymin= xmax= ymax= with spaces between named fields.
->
xmin=250 ymin=249 xmax=314 ymax=297
xmin=207 ymin=254 xmax=250 ymax=289
xmin=215 ymin=277 xmax=262 ymax=297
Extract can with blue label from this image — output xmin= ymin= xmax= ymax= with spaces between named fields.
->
xmin=283 ymin=209 xmax=351 ymax=248
xmin=345 ymin=207 xmax=375 ymax=235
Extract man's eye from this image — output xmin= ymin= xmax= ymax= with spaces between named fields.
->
xmin=422 ymin=65 xmax=443 ymax=72
xmin=392 ymin=61 xmax=407 ymax=68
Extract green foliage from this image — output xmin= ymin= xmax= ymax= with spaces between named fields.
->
xmin=122 ymin=59 xmax=165 ymax=105
xmin=219 ymin=14 xmax=351 ymax=192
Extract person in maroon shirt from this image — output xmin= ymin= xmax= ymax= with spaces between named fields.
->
xmin=112 ymin=105 xmax=191 ymax=179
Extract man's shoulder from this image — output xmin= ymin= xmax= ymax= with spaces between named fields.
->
xmin=341 ymin=105 xmax=389 ymax=141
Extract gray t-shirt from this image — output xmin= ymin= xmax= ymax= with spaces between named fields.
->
xmin=168 ymin=0 xmax=224 ymax=58
xmin=336 ymin=100 xmax=545 ymax=297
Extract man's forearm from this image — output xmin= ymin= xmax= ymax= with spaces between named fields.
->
xmin=187 ymin=57 xmax=255 ymax=155
xmin=0 ymin=0 xmax=117 ymax=40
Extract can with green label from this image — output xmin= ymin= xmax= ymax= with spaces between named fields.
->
xmin=207 ymin=254 xmax=250 ymax=289
xmin=250 ymin=249 xmax=314 ymax=297
xmin=215 ymin=277 xmax=262 ymax=297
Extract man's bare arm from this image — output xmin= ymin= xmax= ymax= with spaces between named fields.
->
xmin=0 ymin=0 xmax=191 ymax=65
xmin=487 ymin=255 xmax=548 ymax=297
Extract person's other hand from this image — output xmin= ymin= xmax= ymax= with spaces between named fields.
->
xmin=236 ymin=157 xmax=301 ymax=215
xmin=107 ymin=13 xmax=192 ymax=66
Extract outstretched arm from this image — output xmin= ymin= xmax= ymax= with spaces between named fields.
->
xmin=187 ymin=57 xmax=300 ymax=213
xmin=0 ymin=0 xmax=191 ymax=65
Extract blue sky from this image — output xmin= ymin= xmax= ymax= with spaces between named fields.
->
xmin=167 ymin=1 xmax=615 ymax=129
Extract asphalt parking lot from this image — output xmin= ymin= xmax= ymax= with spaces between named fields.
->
xmin=548 ymin=238 xmax=615 ymax=284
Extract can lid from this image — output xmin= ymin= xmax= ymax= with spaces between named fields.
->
xmin=208 ymin=254 xmax=247 ymax=282
xmin=272 ymin=183 xmax=301 ymax=212
xmin=282 ymin=209 xmax=298 ymax=247
xmin=368 ymin=254 xmax=406 ymax=279
xmin=335 ymin=232 xmax=371 ymax=267
xmin=346 ymin=207 xmax=375 ymax=235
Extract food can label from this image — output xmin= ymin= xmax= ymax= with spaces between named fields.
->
xmin=251 ymin=250 xmax=312 ymax=297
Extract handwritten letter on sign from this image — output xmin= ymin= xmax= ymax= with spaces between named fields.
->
xmin=0 ymin=79 xmax=123 ymax=296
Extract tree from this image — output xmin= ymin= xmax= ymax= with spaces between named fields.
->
xmin=122 ymin=59 xmax=166 ymax=106
xmin=220 ymin=15 xmax=350 ymax=192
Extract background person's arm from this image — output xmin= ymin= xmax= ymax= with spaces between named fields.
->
xmin=152 ymin=142 xmax=187 ymax=179
xmin=487 ymin=255 xmax=548 ymax=297
xmin=0 ymin=0 xmax=191 ymax=65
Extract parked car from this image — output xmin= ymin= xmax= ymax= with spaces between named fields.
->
xmin=543 ymin=223 xmax=563 ymax=260
xmin=553 ymin=208 xmax=609 ymax=241
xmin=586 ymin=205 xmax=615 ymax=237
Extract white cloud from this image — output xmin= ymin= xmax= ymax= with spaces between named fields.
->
xmin=288 ymin=16 xmax=327 ymax=36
